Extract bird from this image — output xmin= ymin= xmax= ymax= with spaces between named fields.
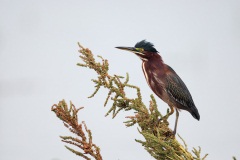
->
xmin=116 ymin=40 xmax=200 ymax=135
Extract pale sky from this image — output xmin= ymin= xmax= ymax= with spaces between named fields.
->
xmin=1 ymin=0 xmax=240 ymax=160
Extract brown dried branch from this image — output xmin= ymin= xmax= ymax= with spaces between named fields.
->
xmin=52 ymin=100 xmax=102 ymax=160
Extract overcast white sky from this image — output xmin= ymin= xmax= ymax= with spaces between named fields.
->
xmin=1 ymin=0 xmax=240 ymax=160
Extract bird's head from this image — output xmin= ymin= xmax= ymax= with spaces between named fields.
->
xmin=116 ymin=40 xmax=158 ymax=61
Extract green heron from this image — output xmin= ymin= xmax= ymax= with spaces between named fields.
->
xmin=116 ymin=40 xmax=200 ymax=135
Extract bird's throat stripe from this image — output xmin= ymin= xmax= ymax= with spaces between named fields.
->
xmin=142 ymin=62 xmax=151 ymax=88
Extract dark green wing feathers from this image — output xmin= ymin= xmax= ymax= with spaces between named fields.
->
xmin=165 ymin=66 xmax=200 ymax=120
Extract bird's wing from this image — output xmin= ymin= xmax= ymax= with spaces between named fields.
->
xmin=165 ymin=65 xmax=195 ymax=108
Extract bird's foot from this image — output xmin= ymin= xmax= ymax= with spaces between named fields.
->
xmin=160 ymin=108 xmax=174 ymax=121
xmin=163 ymin=130 xmax=176 ymax=138
xmin=160 ymin=113 xmax=171 ymax=122
xmin=157 ymin=116 xmax=169 ymax=126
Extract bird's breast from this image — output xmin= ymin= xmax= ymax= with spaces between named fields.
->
xmin=142 ymin=62 xmax=165 ymax=98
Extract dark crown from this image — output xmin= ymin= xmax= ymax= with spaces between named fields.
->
xmin=135 ymin=40 xmax=158 ymax=52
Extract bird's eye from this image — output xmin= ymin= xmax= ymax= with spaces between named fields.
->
xmin=136 ymin=48 xmax=144 ymax=52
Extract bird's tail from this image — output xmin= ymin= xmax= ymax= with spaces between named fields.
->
xmin=190 ymin=107 xmax=200 ymax=120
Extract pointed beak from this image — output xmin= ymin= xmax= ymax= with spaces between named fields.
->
xmin=115 ymin=46 xmax=137 ymax=52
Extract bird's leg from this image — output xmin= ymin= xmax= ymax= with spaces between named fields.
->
xmin=173 ymin=109 xmax=179 ymax=135
xmin=158 ymin=105 xmax=174 ymax=125
xmin=163 ymin=105 xmax=174 ymax=120
xmin=168 ymin=105 xmax=175 ymax=116
xmin=157 ymin=105 xmax=177 ymax=137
